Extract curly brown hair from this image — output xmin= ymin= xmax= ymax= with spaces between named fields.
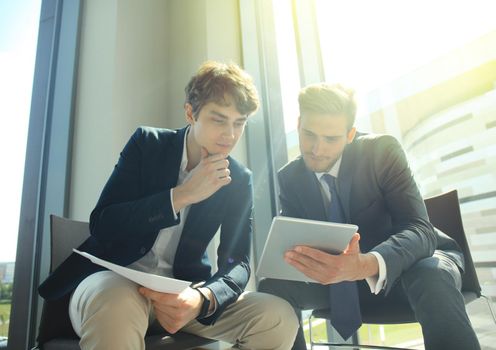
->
xmin=185 ymin=61 xmax=259 ymax=118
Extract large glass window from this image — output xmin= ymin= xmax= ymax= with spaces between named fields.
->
xmin=314 ymin=0 xmax=496 ymax=347
xmin=272 ymin=0 xmax=302 ymax=161
xmin=0 ymin=1 xmax=41 ymax=345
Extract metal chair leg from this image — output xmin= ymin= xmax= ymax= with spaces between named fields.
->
xmin=309 ymin=314 xmax=314 ymax=350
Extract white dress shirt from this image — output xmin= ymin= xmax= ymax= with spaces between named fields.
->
xmin=315 ymin=157 xmax=387 ymax=294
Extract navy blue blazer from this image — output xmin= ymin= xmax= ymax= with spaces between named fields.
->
xmin=39 ymin=126 xmax=254 ymax=324
xmin=277 ymin=132 xmax=464 ymax=294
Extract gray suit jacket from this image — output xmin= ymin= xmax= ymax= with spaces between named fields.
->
xmin=277 ymin=132 xmax=463 ymax=294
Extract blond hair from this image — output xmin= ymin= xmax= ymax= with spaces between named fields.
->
xmin=298 ymin=83 xmax=356 ymax=130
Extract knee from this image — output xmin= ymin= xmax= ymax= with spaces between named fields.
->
xmin=257 ymin=294 xmax=299 ymax=337
xmin=243 ymin=292 xmax=299 ymax=345
xmin=261 ymin=293 xmax=299 ymax=327
xmin=402 ymin=257 xmax=461 ymax=298
xmin=271 ymin=298 xmax=300 ymax=346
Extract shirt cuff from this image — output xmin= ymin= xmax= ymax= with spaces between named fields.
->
xmin=170 ymin=188 xmax=178 ymax=220
xmin=365 ymin=251 xmax=387 ymax=295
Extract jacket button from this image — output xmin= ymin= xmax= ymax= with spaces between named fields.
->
xmin=140 ymin=247 xmax=146 ymax=254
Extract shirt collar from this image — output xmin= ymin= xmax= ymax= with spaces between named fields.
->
xmin=315 ymin=156 xmax=342 ymax=181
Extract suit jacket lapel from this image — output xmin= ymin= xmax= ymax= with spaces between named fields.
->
xmin=154 ymin=126 xmax=188 ymax=192
xmin=294 ymin=158 xmax=328 ymax=221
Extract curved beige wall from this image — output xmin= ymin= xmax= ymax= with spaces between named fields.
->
xmin=70 ymin=0 xmax=169 ymax=220
xmin=404 ymin=89 xmax=496 ymax=269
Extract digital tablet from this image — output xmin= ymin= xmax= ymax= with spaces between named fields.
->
xmin=256 ymin=216 xmax=358 ymax=283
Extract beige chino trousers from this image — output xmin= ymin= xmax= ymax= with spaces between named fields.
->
xmin=69 ymin=271 xmax=298 ymax=350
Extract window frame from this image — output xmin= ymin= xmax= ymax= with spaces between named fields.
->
xmin=239 ymin=0 xmax=325 ymax=267
xmin=8 ymin=0 xmax=82 ymax=348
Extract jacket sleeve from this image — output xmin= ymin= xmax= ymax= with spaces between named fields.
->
xmin=369 ymin=136 xmax=437 ymax=293
xmin=200 ymin=170 xmax=253 ymax=325
xmin=89 ymin=128 xmax=180 ymax=245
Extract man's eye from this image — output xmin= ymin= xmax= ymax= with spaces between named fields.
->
xmin=213 ymin=119 xmax=224 ymax=124
xmin=234 ymin=122 xmax=245 ymax=128
xmin=325 ymin=137 xmax=341 ymax=143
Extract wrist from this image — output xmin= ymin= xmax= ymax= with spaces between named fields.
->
xmin=194 ymin=287 xmax=211 ymax=319
xmin=172 ymin=185 xmax=192 ymax=212
xmin=360 ymin=253 xmax=379 ymax=279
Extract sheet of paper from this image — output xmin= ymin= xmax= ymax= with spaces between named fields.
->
xmin=74 ymin=249 xmax=191 ymax=294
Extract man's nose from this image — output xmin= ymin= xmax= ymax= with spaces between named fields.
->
xmin=311 ymin=140 xmax=323 ymax=155
xmin=222 ymin=124 xmax=235 ymax=139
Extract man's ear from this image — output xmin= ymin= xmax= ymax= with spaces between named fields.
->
xmin=347 ymin=127 xmax=356 ymax=144
xmin=185 ymin=103 xmax=194 ymax=124
xmin=297 ymin=116 xmax=301 ymax=130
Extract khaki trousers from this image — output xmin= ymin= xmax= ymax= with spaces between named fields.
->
xmin=69 ymin=271 xmax=298 ymax=350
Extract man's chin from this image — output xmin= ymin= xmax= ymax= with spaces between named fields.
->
xmin=208 ymin=146 xmax=233 ymax=156
xmin=302 ymin=158 xmax=331 ymax=173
